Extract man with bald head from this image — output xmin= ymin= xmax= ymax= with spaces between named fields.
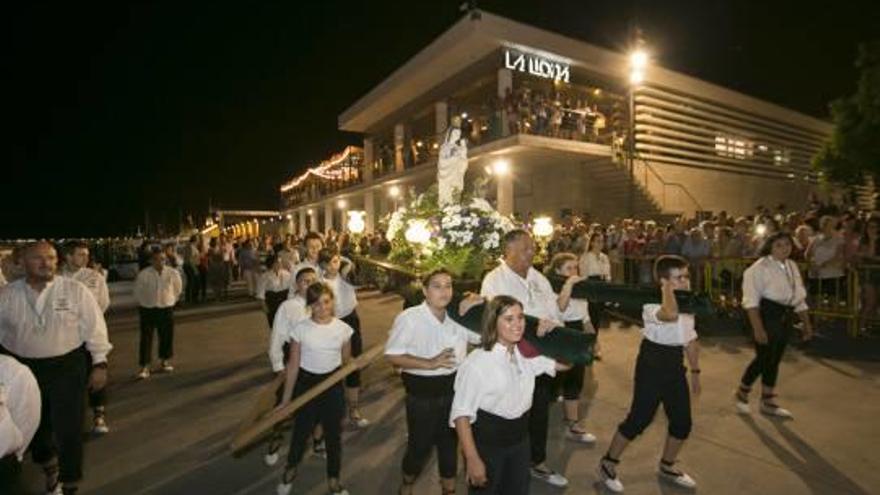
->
xmin=0 ymin=241 xmax=112 ymax=495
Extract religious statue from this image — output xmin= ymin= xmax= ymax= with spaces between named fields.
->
xmin=437 ymin=123 xmax=468 ymax=206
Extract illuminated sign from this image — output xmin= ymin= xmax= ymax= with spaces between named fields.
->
xmin=504 ymin=48 xmax=570 ymax=83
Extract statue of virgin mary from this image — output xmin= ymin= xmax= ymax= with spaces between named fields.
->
xmin=437 ymin=124 xmax=468 ymax=206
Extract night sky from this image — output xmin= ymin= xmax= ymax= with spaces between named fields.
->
xmin=8 ymin=0 xmax=878 ymax=238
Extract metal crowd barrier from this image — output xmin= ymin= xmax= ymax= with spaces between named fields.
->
xmin=608 ymin=256 xmax=876 ymax=337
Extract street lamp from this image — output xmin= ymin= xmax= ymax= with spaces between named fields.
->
xmin=389 ymin=185 xmax=401 ymax=210
xmin=405 ymin=219 xmax=431 ymax=265
xmin=532 ymin=216 xmax=554 ymax=259
xmin=347 ymin=210 xmax=366 ymax=254
xmin=491 ymin=159 xmax=510 ymax=176
xmin=347 ymin=210 xmax=366 ymax=235
xmin=627 ymin=45 xmax=648 ymax=217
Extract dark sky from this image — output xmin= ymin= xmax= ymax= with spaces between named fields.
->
xmin=8 ymin=0 xmax=878 ymax=238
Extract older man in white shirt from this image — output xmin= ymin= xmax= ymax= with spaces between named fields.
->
xmin=134 ymin=249 xmax=182 ymax=379
xmin=0 ymin=354 xmax=41 ymax=493
xmin=0 ymin=241 xmax=111 ymax=495
xmin=480 ymin=229 xmax=594 ymax=489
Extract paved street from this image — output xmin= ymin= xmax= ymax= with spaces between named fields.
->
xmin=17 ymin=286 xmax=880 ymax=494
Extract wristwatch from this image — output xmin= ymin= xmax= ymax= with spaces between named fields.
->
xmin=92 ymin=361 xmax=108 ymax=370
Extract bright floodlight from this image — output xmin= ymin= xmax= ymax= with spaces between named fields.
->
xmin=629 ymin=69 xmax=644 ymax=85
xmin=630 ymin=50 xmax=648 ymax=70
xmin=337 ymin=199 xmax=348 ymax=209
xmin=532 ymin=217 xmax=554 ymax=239
xmin=347 ymin=210 xmax=366 ymax=234
xmin=492 ymin=159 xmax=510 ymax=176
xmin=404 ymin=219 xmax=431 ymax=245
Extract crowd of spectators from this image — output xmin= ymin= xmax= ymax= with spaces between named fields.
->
xmin=537 ymin=195 xmax=880 ymax=330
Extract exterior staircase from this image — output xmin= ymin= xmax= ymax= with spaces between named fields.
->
xmin=582 ymin=153 xmax=701 ymax=223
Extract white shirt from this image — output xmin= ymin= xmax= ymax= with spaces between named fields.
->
xmin=480 ymin=261 xmax=562 ymax=323
xmin=0 ymin=355 xmax=40 ymax=460
xmin=641 ymin=304 xmax=698 ymax=346
xmin=268 ymin=295 xmax=310 ymax=372
xmin=742 ymin=256 xmax=809 ymax=312
xmin=449 ymin=343 xmax=556 ymax=426
xmin=134 ymin=266 xmax=183 ymax=308
xmin=322 ymin=274 xmax=357 ymax=318
xmin=256 ymin=269 xmax=291 ymax=300
xmin=0 ymin=278 xmax=112 ymax=363
xmin=62 ymin=267 xmax=110 ymax=313
xmin=291 ymin=317 xmax=353 ymax=374
xmin=579 ymin=251 xmax=611 ymax=281
xmin=385 ymin=302 xmax=481 ymax=376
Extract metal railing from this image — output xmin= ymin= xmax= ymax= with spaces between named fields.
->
xmin=609 ymin=255 xmax=872 ymax=337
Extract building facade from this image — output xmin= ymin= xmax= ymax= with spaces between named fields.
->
xmin=280 ymin=10 xmax=832 ymax=234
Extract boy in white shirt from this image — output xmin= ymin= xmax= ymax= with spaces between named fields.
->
xmin=598 ymin=255 xmax=701 ymax=493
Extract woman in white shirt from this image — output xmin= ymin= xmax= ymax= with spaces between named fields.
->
xmin=450 ymin=295 xmax=568 ymax=495
xmin=546 ymin=253 xmax=597 ymax=444
xmin=276 ymin=282 xmax=353 ymax=495
xmin=318 ymin=247 xmax=369 ymax=428
xmin=579 ymin=232 xmax=611 ymax=357
xmin=385 ymin=269 xmax=482 ymax=495
xmin=736 ymin=232 xmax=813 ymax=419
xmin=264 ymin=267 xmax=319 ymax=466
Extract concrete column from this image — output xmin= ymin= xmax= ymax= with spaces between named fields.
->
xmin=363 ymin=138 xmax=374 ymax=184
xmin=394 ymin=123 xmax=406 ymax=172
xmin=308 ymin=208 xmax=318 ymax=233
xmin=435 ymin=101 xmax=448 ymax=136
xmin=364 ymin=190 xmax=376 ymax=234
xmin=324 ymin=201 xmax=334 ymax=233
xmin=498 ymin=68 xmax=513 ymax=137
xmin=298 ymin=209 xmax=307 ymax=235
xmin=497 ymin=173 xmax=514 ymax=216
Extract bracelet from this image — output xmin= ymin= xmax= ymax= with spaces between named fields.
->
xmin=92 ymin=361 xmax=108 ymax=370
xmin=689 ymin=369 xmax=701 ymax=374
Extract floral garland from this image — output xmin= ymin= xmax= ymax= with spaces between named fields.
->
xmin=383 ymin=186 xmax=517 ymax=279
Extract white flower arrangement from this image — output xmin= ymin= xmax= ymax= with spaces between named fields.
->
xmin=381 ymin=187 xmax=518 ymax=279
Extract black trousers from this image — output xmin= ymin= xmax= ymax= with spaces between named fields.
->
xmin=340 ymin=311 xmax=362 ymax=388
xmin=556 ymin=320 xmax=586 ymax=401
xmin=14 ymin=347 xmax=89 ymax=483
xmin=401 ymin=374 xmax=458 ymax=479
xmin=287 ymin=368 xmax=344 ymax=478
xmin=741 ymin=299 xmax=793 ymax=389
xmin=618 ymin=339 xmax=692 ymax=441
xmin=265 ymin=289 xmax=289 ymax=327
xmin=0 ymin=455 xmax=23 ymax=494
xmin=139 ymin=307 xmax=174 ymax=366
xmin=183 ymin=263 xmax=200 ymax=303
xmin=471 ymin=410 xmax=530 ymax=495
xmin=528 ymin=373 xmax=555 ymax=465
xmin=86 ymin=353 xmax=106 ymax=410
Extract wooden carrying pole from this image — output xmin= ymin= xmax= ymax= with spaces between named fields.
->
xmin=229 ymin=344 xmax=385 ymax=455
